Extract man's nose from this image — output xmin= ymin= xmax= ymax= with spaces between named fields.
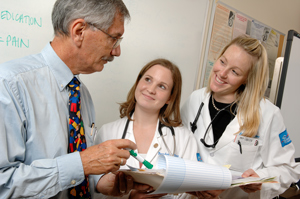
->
xmin=111 ymin=45 xmax=121 ymax=57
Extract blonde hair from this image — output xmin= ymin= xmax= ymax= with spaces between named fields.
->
xmin=119 ymin=58 xmax=182 ymax=127
xmin=207 ymin=35 xmax=269 ymax=137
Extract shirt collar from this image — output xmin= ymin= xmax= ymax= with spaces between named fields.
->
xmin=41 ymin=42 xmax=74 ymax=91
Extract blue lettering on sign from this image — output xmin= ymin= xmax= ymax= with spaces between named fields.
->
xmin=1 ymin=10 xmax=42 ymax=27
xmin=279 ymin=129 xmax=291 ymax=147
xmin=6 ymin=35 xmax=29 ymax=48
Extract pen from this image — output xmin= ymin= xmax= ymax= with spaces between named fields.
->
xmin=91 ymin=123 xmax=95 ymax=128
xmin=125 ymin=148 xmax=153 ymax=169
xmin=238 ymin=140 xmax=242 ymax=154
xmin=90 ymin=123 xmax=95 ymax=136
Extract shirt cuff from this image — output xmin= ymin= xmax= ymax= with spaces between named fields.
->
xmin=56 ymin=152 xmax=85 ymax=190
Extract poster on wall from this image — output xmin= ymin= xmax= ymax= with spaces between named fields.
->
xmin=202 ymin=3 xmax=284 ymax=102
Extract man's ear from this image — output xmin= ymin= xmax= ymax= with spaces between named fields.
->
xmin=70 ymin=19 xmax=87 ymax=47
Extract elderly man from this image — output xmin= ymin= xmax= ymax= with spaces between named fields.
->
xmin=0 ymin=0 xmax=149 ymax=198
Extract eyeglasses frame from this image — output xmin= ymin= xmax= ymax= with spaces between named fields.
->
xmin=87 ymin=22 xmax=123 ymax=49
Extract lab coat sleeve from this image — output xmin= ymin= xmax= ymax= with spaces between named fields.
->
xmin=0 ymin=78 xmax=85 ymax=198
xmin=254 ymin=106 xmax=300 ymax=198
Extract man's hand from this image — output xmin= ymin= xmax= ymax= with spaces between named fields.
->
xmin=97 ymin=172 xmax=152 ymax=196
xmin=80 ymin=139 xmax=136 ymax=175
xmin=240 ymin=169 xmax=262 ymax=193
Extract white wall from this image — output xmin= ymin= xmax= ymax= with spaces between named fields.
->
xmin=81 ymin=0 xmax=210 ymax=127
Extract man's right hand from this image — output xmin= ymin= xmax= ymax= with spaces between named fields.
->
xmin=80 ymin=139 xmax=136 ymax=175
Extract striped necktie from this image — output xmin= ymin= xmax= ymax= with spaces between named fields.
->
xmin=68 ymin=77 xmax=91 ymax=198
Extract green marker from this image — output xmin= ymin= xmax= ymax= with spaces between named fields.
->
xmin=126 ymin=149 xmax=153 ymax=169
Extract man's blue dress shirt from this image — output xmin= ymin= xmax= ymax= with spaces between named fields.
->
xmin=0 ymin=43 xmax=99 ymax=198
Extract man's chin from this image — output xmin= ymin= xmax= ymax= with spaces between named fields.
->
xmin=97 ymin=65 xmax=105 ymax=72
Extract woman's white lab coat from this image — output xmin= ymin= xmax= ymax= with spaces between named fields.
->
xmin=181 ymin=88 xmax=300 ymax=199
xmin=94 ymin=115 xmax=199 ymax=199
xmin=95 ymin=115 xmax=199 ymax=169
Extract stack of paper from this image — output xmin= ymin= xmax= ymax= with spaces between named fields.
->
xmin=121 ymin=155 xmax=277 ymax=194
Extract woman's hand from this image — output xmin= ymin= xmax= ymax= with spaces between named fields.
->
xmin=239 ymin=169 xmax=262 ymax=193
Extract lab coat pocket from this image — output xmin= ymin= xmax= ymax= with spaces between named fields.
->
xmin=225 ymin=142 xmax=260 ymax=172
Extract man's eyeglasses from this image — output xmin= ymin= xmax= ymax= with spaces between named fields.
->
xmin=87 ymin=22 xmax=123 ymax=49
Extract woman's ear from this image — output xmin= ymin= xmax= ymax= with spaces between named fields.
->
xmin=166 ymin=97 xmax=171 ymax=105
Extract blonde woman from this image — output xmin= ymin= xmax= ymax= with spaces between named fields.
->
xmin=181 ymin=35 xmax=300 ymax=199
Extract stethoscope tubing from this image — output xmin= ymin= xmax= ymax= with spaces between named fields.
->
xmin=122 ymin=114 xmax=176 ymax=156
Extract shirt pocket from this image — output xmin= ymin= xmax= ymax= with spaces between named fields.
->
xmin=85 ymin=126 xmax=97 ymax=146
xmin=224 ymin=141 xmax=260 ymax=172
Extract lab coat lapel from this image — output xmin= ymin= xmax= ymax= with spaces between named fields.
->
xmin=126 ymin=117 xmax=141 ymax=168
xmin=202 ymin=94 xmax=214 ymax=144
xmin=145 ymin=120 xmax=161 ymax=164
xmin=214 ymin=116 xmax=240 ymax=151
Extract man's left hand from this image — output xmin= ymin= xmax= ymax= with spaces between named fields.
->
xmin=97 ymin=171 xmax=151 ymax=196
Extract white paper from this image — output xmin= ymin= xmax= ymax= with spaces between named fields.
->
xmin=121 ymin=155 xmax=277 ymax=194
xmin=152 ymin=155 xmax=232 ymax=194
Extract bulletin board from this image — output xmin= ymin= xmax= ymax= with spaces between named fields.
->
xmin=197 ymin=2 xmax=285 ymax=103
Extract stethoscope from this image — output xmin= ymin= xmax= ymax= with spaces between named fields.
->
xmin=190 ymin=102 xmax=234 ymax=148
xmin=121 ymin=112 xmax=176 ymax=156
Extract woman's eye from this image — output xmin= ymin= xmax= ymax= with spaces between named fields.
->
xmin=159 ymin=85 xmax=166 ymax=90
xmin=145 ymin=77 xmax=151 ymax=82
xmin=232 ymin=70 xmax=238 ymax=75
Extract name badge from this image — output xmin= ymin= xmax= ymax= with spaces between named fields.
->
xmin=234 ymin=135 xmax=259 ymax=146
